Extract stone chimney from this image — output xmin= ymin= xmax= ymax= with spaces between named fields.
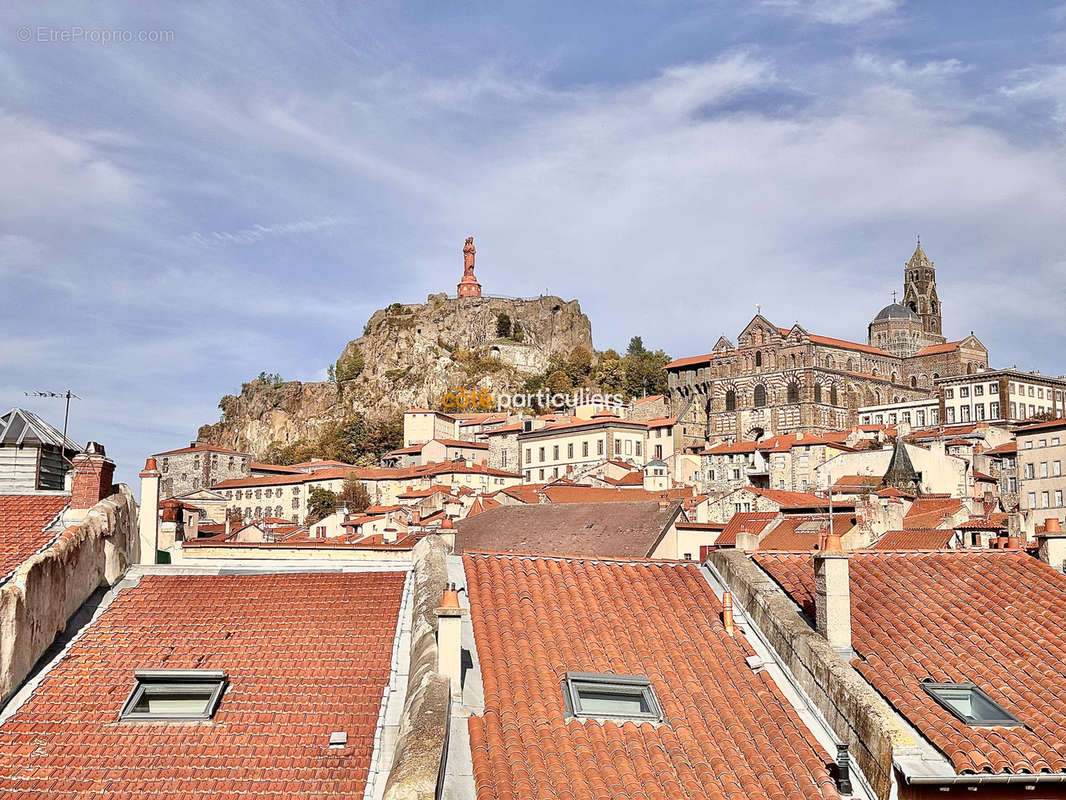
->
xmin=69 ymin=442 xmax=116 ymax=511
xmin=138 ymin=457 xmax=161 ymax=565
xmin=735 ymin=522 xmax=760 ymax=552
xmin=1038 ymin=517 xmax=1066 ymax=572
xmin=434 ymin=583 xmax=469 ymax=696
xmin=814 ymin=533 xmax=852 ymax=655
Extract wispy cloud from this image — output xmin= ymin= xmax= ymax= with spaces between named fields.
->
xmin=184 ymin=216 xmax=343 ymax=247
xmin=761 ymin=0 xmax=900 ymax=25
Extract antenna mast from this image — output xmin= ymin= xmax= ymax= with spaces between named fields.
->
xmin=23 ymin=389 xmax=80 ymax=462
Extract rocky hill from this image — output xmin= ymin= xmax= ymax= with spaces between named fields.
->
xmin=197 ymin=292 xmax=594 ymax=458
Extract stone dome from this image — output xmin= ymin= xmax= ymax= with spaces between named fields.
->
xmin=873 ymin=302 xmax=919 ymax=322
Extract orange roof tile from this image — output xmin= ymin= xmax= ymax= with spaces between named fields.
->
xmin=0 ymin=571 xmax=405 ymax=797
xmin=465 ymin=553 xmax=843 ymax=800
xmin=913 ymin=341 xmax=962 ymax=356
xmin=903 ymin=495 xmax=965 ymax=529
xmin=871 ymin=528 xmax=956 ymax=549
xmin=0 ymin=494 xmax=69 ymax=579
xmin=717 ymin=511 xmax=777 ymax=547
xmin=755 ymin=550 xmax=1066 ymax=776
xmin=758 ymin=514 xmax=854 ymax=550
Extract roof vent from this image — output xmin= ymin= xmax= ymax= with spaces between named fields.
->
xmin=835 ymin=743 xmax=853 ymax=794
xmin=329 ymin=731 xmax=347 ymax=749
xmin=85 ymin=441 xmax=106 ymax=456
xmin=745 ymin=655 xmax=764 ymax=672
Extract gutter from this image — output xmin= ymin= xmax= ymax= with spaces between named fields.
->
xmin=904 ymin=773 xmax=1066 ymax=786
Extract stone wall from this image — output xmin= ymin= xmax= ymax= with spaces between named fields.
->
xmin=382 ymin=535 xmax=452 ymax=800
xmin=708 ymin=549 xmax=918 ymax=800
xmin=0 ymin=486 xmax=138 ymax=704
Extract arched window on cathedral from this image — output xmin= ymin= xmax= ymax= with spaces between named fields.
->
xmin=932 ymin=372 xmax=940 ymax=380
xmin=846 ymin=358 xmax=855 ymax=371
xmin=891 ymin=372 xmax=898 ymax=383
xmin=830 ymin=385 xmax=839 ymax=406
xmin=725 ymin=389 xmax=736 ymax=411
xmin=813 ymin=383 xmax=822 ymax=403
xmin=755 ymin=351 xmax=762 ymax=367
xmin=754 ymin=385 xmax=767 ymax=408
xmin=909 ymin=301 xmax=918 ymax=314
xmin=911 ymin=376 xmax=918 ymax=388
xmin=790 ymin=353 xmax=797 ymax=368
xmin=787 ymin=381 xmax=799 ymax=404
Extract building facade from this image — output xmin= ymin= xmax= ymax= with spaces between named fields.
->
xmin=154 ymin=442 xmax=250 ymax=499
xmin=667 ymin=243 xmax=988 ymax=448
xmin=1016 ymin=418 xmax=1066 ymax=531
xmin=937 ymin=369 xmax=1066 ymax=425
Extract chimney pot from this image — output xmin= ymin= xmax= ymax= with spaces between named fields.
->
xmin=440 ymin=582 xmax=460 ymax=609
xmin=722 ymin=592 xmax=735 ymax=637
xmin=1046 ymin=517 xmax=1062 ymax=534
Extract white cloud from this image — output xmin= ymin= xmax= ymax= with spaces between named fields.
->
xmin=761 ymin=0 xmax=900 ymax=25
xmin=184 ymin=215 xmax=342 ymax=247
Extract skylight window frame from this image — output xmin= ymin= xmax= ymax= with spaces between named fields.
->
xmin=119 ymin=669 xmax=228 ymax=722
xmin=562 ymin=671 xmax=663 ymax=723
xmin=921 ymin=681 xmax=1023 ymax=728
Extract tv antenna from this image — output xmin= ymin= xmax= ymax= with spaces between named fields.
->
xmin=23 ymin=389 xmax=80 ymax=461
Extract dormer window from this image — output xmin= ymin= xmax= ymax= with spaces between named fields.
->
xmin=562 ymin=672 xmax=662 ymax=722
xmin=921 ymin=681 xmax=1021 ymax=727
xmin=119 ymin=670 xmax=227 ymax=721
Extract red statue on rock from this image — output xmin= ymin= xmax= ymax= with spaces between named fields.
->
xmin=457 ymin=236 xmax=482 ymax=298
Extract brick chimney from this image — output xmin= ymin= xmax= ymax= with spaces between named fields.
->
xmin=434 ymin=583 xmax=469 ymax=696
xmin=814 ymin=533 xmax=852 ymax=655
xmin=1038 ymin=517 xmax=1066 ymax=572
xmin=70 ymin=442 xmax=116 ymax=510
xmin=138 ymin=457 xmax=161 ymax=565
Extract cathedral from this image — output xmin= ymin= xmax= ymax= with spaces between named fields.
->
xmin=666 ymin=241 xmax=988 ymax=447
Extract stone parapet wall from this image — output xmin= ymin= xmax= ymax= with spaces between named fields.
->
xmin=708 ymin=549 xmax=917 ymax=800
xmin=0 ymin=486 xmax=138 ymax=704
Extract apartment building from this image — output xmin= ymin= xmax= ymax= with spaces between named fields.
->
xmin=857 ymin=397 xmax=939 ymax=427
xmin=937 ymin=368 xmax=1066 ymax=425
xmin=1016 ymin=418 xmax=1066 ymax=530
xmin=517 ymin=414 xmax=647 ymax=482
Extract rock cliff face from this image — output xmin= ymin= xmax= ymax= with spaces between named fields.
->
xmin=198 ymin=292 xmax=594 ymax=457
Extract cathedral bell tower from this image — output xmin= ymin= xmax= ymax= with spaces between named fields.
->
xmin=901 ymin=237 xmax=942 ymax=337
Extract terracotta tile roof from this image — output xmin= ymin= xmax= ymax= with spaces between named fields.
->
xmin=154 ymin=443 xmax=249 ymax=457
xmin=465 ymin=553 xmax=843 ymax=800
xmin=972 ymin=470 xmax=997 ymax=481
xmin=1015 ymin=417 xmax=1066 ymax=433
xmin=633 ymin=394 xmax=664 ymax=404
xmin=433 ymin=437 xmax=489 ymax=448
xmin=664 ymin=351 xmax=718 ymax=370
xmin=913 ymin=340 xmax=962 ymax=356
xmin=831 ymin=474 xmax=881 ymax=493
xmin=454 ymin=501 xmax=682 ymax=557
xmin=645 ymin=416 xmax=676 ymax=428
xmin=955 ymin=513 xmax=1009 ymax=531
xmin=717 ymin=511 xmax=777 ymax=547
xmin=758 ymin=514 xmax=855 ymax=551
xmin=248 ymin=461 xmax=303 ymax=473
xmin=0 ymin=571 xmax=405 ymax=797
xmin=747 ymin=487 xmax=850 ymax=509
xmin=0 ymin=494 xmax=69 ymax=579
xmin=903 ymin=495 xmax=965 ymax=529
xmin=542 ymin=486 xmax=692 ymax=504
xmin=600 ymin=471 xmax=643 ymax=486
xmin=983 ymin=441 xmax=1017 ymax=456
xmin=870 ymin=528 xmax=956 ymax=549
xmin=754 ymin=550 xmax=1066 ymax=776
xmin=778 ymin=328 xmax=894 ymax=357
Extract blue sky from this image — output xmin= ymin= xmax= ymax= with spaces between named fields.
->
xmin=3 ymin=0 xmax=1066 ymax=489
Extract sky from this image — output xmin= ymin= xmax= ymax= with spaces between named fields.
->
xmin=2 ymin=0 xmax=1066 ymax=490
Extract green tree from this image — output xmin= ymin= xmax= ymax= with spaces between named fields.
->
xmin=335 ymin=346 xmax=365 ymax=382
xmin=545 ymin=370 xmax=574 ymax=395
xmin=337 ymin=472 xmax=371 ymax=513
xmin=511 ymin=321 xmax=524 ymax=342
xmin=565 ymin=346 xmax=593 ymax=383
xmin=496 ymin=313 xmax=512 ymax=339
xmin=306 ymin=486 xmax=337 ymax=524
xmin=626 ymin=337 xmax=646 ymax=356
xmin=623 ymin=348 xmax=670 ymax=398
